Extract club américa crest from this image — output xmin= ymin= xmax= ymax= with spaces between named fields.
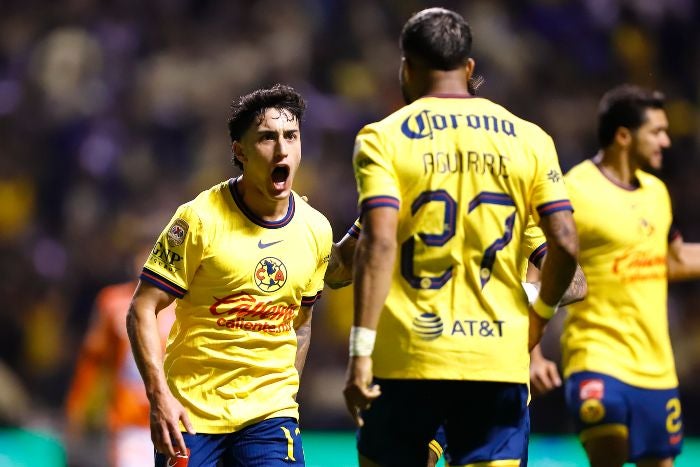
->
xmin=254 ymin=257 xmax=287 ymax=292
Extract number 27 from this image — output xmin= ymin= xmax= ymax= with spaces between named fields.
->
xmin=401 ymin=190 xmax=516 ymax=289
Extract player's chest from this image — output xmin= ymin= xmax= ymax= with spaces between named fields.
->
xmin=574 ymin=188 xmax=669 ymax=248
xmin=202 ymin=228 xmax=317 ymax=293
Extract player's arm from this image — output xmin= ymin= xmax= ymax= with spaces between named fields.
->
xmin=667 ymin=234 xmax=700 ymax=281
xmin=343 ymin=207 xmax=395 ymax=426
xmin=294 ymin=305 xmax=313 ymax=378
xmin=530 ymin=210 xmax=579 ymax=350
xmin=324 ymin=233 xmax=358 ymax=289
xmin=526 ymin=258 xmax=587 ymax=307
xmin=525 ymin=257 xmax=584 ymax=396
xmin=126 ymin=281 xmax=194 ymax=458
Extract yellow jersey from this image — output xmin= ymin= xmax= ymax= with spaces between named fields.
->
xmin=348 ymin=217 xmax=546 ymax=280
xmin=562 ymin=160 xmax=676 ymax=389
xmin=353 ymin=95 xmax=571 ymax=383
xmin=141 ymin=178 xmax=332 ymax=433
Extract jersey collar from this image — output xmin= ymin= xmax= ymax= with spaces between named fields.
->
xmin=228 ymin=177 xmax=295 ymax=228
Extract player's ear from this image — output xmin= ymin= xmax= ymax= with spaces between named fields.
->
xmin=465 ymin=58 xmax=475 ymax=81
xmin=232 ymin=141 xmax=247 ymax=166
xmin=400 ymin=57 xmax=410 ymax=82
xmin=614 ymin=127 xmax=632 ymax=148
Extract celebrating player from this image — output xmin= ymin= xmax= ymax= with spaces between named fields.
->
xmin=126 ymin=84 xmax=332 ymax=466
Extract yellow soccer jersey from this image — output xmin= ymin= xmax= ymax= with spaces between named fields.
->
xmin=562 ymin=160 xmax=676 ymax=389
xmin=353 ymin=95 xmax=571 ymax=383
xmin=348 ymin=217 xmax=546 ymax=280
xmin=140 ymin=178 xmax=332 ymax=433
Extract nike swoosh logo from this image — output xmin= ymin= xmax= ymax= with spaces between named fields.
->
xmin=258 ymin=239 xmax=284 ymax=249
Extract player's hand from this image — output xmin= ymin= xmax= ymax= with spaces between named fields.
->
xmin=149 ymin=389 xmax=196 ymax=458
xmin=527 ymin=306 xmax=549 ymax=351
xmin=530 ymin=355 xmax=561 ymax=397
xmin=343 ymin=356 xmax=381 ymax=427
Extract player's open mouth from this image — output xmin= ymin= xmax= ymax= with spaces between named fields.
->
xmin=271 ymin=165 xmax=290 ymax=189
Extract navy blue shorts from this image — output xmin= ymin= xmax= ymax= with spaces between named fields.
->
xmin=357 ymin=378 xmax=529 ymax=467
xmin=154 ymin=417 xmax=304 ymax=467
xmin=565 ymin=371 xmax=683 ymax=461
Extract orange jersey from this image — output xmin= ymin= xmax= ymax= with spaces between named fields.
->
xmin=66 ymin=282 xmax=174 ymax=431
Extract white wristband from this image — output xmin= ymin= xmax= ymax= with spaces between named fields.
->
xmin=349 ymin=326 xmax=376 ymax=357
xmin=531 ymin=295 xmax=559 ymax=320
xmin=521 ymin=282 xmax=539 ymax=304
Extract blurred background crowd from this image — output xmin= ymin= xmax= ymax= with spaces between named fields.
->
xmin=2 ymin=0 xmax=700 ymax=463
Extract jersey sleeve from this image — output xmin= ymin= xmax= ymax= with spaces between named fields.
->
xmin=521 ymin=217 xmax=547 ymax=267
xmin=353 ymin=124 xmax=401 ymax=216
xmin=529 ymin=133 xmax=573 ymax=222
xmin=347 ymin=218 xmax=361 ymax=239
xmin=301 ymin=219 xmax=333 ymax=307
xmin=140 ymin=204 xmax=204 ymax=298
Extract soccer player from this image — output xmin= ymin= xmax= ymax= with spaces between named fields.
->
xmin=342 ymin=7 xmax=579 ymax=467
xmin=65 ymin=251 xmax=175 ymax=467
xmin=531 ymin=84 xmax=700 ymax=467
xmin=326 ymin=218 xmax=587 ymax=467
xmin=126 ymin=84 xmax=332 ymax=466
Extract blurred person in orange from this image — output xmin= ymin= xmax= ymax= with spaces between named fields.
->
xmin=65 ymin=250 xmax=175 ymax=467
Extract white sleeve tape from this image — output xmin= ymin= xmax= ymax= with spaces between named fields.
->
xmin=349 ymin=326 xmax=376 ymax=357
xmin=521 ymin=282 xmax=539 ymax=304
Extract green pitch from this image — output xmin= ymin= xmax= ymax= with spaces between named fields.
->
xmin=2 ymin=429 xmax=700 ymax=465
xmin=304 ymin=432 xmax=700 ymax=466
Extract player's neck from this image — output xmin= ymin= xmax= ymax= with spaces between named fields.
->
xmin=595 ymin=149 xmax=639 ymax=187
xmin=423 ymin=71 xmax=471 ymax=97
xmin=235 ymin=176 xmax=290 ymax=221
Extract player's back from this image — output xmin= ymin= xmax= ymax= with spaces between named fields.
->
xmin=353 ymin=95 xmax=570 ymax=383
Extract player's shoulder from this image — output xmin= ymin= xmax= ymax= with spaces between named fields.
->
xmin=471 ymin=97 xmax=550 ymax=137
xmin=292 ymin=192 xmax=332 ymax=232
xmin=189 ymin=180 xmax=230 ymax=206
xmin=636 ymin=169 xmax=668 ymax=193
xmin=564 ymin=159 xmax=596 ymax=182
xmin=181 ymin=179 xmax=232 ymax=220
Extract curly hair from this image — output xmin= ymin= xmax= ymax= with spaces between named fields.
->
xmin=228 ymin=84 xmax=306 ymax=170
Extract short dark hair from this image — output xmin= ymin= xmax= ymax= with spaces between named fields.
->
xmin=400 ymin=8 xmax=472 ymax=71
xmin=597 ymin=84 xmax=665 ymax=148
xmin=228 ymin=84 xmax=306 ymax=169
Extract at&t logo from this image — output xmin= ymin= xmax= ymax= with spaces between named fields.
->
xmin=412 ymin=313 xmax=443 ymax=340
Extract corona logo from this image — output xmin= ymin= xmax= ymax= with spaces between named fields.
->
xmin=254 ymin=257 xmax=287 ymax=293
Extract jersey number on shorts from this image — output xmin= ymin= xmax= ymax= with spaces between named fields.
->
xmin=666 ymin=397 xmax=682 ymax=434
xmin=280 ymin=426 xmax=301 ymax=461
xmin=401 ymin=190 xmax=515 ymax=289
